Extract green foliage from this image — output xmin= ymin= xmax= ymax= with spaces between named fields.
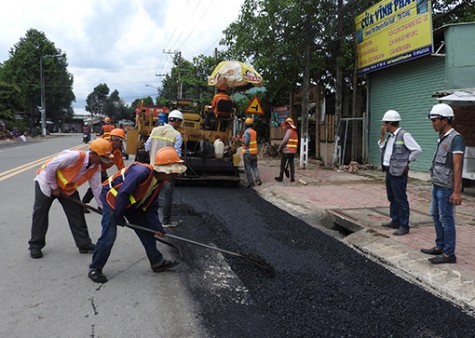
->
xmin=85 ymin=85 xmax=132 ymax=123
xmin=160 ymin=53 xmax=219 ymax=106
xmin=0 ymin=81 xmax=21 ymax=121
xmin=85 ymin=83 xmax=109 ymax=115
xmin=0 ymin=29 xmax=74 ymax=128
xmin=432 ymin=0 xmax=475 ymax=29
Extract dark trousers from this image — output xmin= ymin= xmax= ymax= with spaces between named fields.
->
xmin=90 ymin=203 xmax=164 ymax=271
xmin=278 ymin=153 xmax=295 ymax=180
xmin=82 ymin=171 xmax=108 ymax=204
xmin=385 ymin=172 xmax=410 ymax=229
xmin=29 ymin=182 xmax=93 ymax=249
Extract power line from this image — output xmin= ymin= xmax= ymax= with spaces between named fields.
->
xmin=175 ymin=0 xmax=214 ymax=50
xmin=168 ymin=0 xmax=203 ymax=51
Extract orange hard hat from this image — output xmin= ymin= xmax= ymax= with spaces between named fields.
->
xmin=110 ymin=128 xmax=125 ymax=140
xmin=89 ymin=138 xmax=114 ymax=162
xmin=245 ymin=117 xmax=253 ymax=125
xmin=154 ymin=147 xmax=184 ymax=165
xmin=153 ymin=147 xmax=187 ymax=174
xmin=104 ymin=117 xmax=111 ymax=123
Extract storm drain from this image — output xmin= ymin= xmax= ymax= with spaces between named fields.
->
xmin=326 ymin=209 xmax=364 ymax=237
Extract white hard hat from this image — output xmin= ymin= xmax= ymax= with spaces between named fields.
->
xmin=428 ymin=103 xmax=454 ymax=119
xmin=168 ymin=110 xmax=183 ymax=120
xmin=381 ymin=110 xmax=401 ymax=122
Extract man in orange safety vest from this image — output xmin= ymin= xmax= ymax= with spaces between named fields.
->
xmin=242 ymin=117 xmax=262 ymax=188
xmin=28 ymin=138 xmax=114 ymax=259
xmin=275 ymin=117 xmax=298 ymax=183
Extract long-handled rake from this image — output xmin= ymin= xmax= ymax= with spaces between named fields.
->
xmin=65 ymin=195 xmax=275 ymax=277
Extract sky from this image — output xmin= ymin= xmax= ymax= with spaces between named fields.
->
xmin=0 ymin=0 xmax=245 ymax=115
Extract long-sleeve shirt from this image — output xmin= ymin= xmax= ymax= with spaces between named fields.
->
xmin=144 ymin=124 xmax=183 ymax=157
xmin=101 ymin=147 xmax=125 ymax=173
xmin=378 ymin=127 xmax=422 ymax=166
xmin=278 ymin=129 xmax=293 ymax=153
xmin=100 ymin=163 xmax=161 ymax=227
xmin=35 ymin=150 xmax=103 ymax=207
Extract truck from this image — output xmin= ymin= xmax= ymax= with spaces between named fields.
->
xmin=125 ymin=100 xmax=241 ymax=185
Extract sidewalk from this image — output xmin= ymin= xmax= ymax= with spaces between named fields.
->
xmin=250 ymin=157 xmax=475 ymax=314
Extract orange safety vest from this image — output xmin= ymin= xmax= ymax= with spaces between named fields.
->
xmin=101 ymin=124 xmax=114 ymax=140
xmin=212 ymin=92 xmax=232 ymax=113
xmin=101 ymin=147 xmax=125 ymax=172
xmin=104 ymin=163 xmax=164 ymax=211
xmin=287 ymin=129 xmax=298 ymax=153
xmin=242 ymin=128 xmax=258 ymax=155
xmin=36 ymin=151 xmax=98 ymax=194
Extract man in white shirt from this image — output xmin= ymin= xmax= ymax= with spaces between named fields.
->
xmin=144 ymin=110 xmax=183 ymax=227
xmin=378 ymin=110 xmax=422 ymax=236
xmin=28 ymin=138 xmax=114 ymax=258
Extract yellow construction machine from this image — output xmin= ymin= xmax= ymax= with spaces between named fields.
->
xmin=125 ymin=99 xmax=241 ymax=184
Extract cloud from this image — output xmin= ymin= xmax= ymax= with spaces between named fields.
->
xmin=0 ymin=0 xmax=244 ymax=113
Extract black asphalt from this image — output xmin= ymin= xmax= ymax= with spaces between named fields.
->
xmin=170 ymin=185 xmax=475 ymax=337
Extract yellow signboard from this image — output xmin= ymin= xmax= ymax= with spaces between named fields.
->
xmin=245 ymin=95 xmax=264 ymax=115
xmin=355 ymin=0 xmax=433 ymax=74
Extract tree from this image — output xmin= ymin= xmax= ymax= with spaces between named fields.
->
xmin=0 ymin=29 xmax=74 ymax=129
xmin=432 ymin=0 xmax=475 ymax=29
xmin=160 ymin=53 xmax=217 ymax=106
xmin=85 ymin=83 xmax=109 ymax=118
xmin=103 ymin=89 xmax=129 ymax=122
xmin=0 ymin=82 xmax=21 ymax=122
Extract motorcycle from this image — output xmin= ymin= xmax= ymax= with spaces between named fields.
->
xmin=83 ymin=133 xmax=91 ymax=144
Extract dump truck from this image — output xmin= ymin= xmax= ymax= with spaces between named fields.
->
xmin=125 ymin=100 xmax=241 ymax=184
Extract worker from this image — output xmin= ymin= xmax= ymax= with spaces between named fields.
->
xmin=144 ymin=110 xmax=183 ymax=227
xmin=242 ymin=117 xmax=262 ymax=188
xmin=28 ymin=138 xmax=114 ymax=259
xmin=88 ymin=147 xmax=187 ymax=283
xmin=98 ymin=117 xmax=114 ymax=140
xmin=82 ymin=128 xmax=126 ymax=212
xmin=211 ymin=88 xmax=232 ymax=116
xmin=378 ymin=110 xmax=422 ymax=236
xmin=421 ymin=103 xmax=465 ymax=264
xmin=275 ymin=118 xmax=299 ymax=183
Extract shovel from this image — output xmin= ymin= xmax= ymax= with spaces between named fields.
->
xmin=125 ymin=222 xmax=275 ymax=278
xmin=64 ymin=195 xmax=275 ymax=277
xmin=62 ymin=194 xmax=182 ymax=257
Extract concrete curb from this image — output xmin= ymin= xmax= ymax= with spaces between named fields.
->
xmin=344 ymin=230 xmax=475 ymax=315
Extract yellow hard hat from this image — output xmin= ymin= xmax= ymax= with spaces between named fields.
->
xmin=245 ymin=118 xmax=253 ymax=125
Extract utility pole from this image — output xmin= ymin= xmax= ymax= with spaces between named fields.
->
xmin=300 ymin=16 xmax=311 ymax=169
xmin=163 ymin=49 xmax=182 ymax=99
xmin=214 ymin=48 xmax=218 ymax=95
xmin=332 ymin=0 xmax=344 ymax=166
xmin=39 ymin=54 xmax=62 ymax=136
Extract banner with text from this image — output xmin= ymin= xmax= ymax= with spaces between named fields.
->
xmin=355 ymin=0 xmax=433 ymax=74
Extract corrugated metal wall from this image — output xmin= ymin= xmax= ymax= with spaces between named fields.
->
xmin=368 ymin=56 xmax=445 ymax=172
